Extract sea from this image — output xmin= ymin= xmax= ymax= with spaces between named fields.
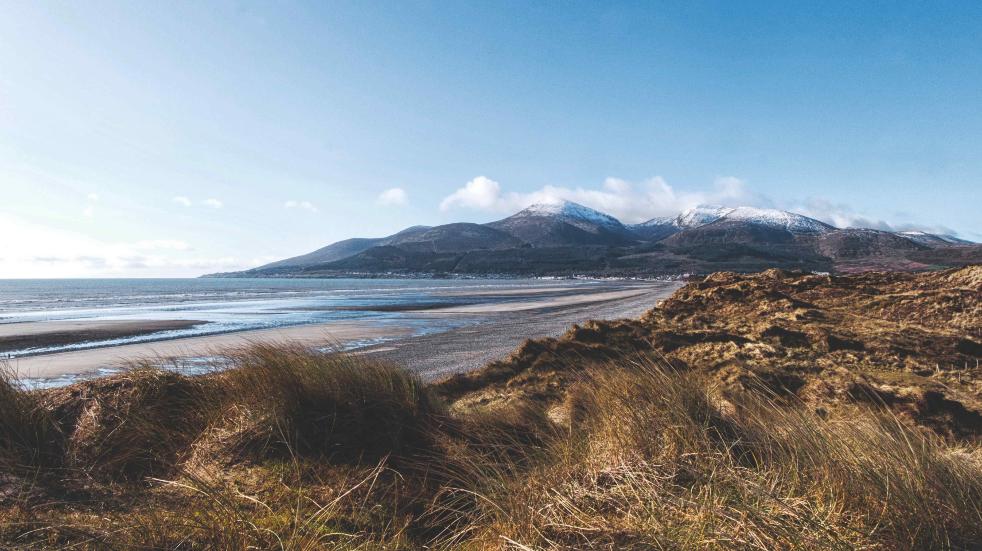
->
xmin=0 ymin=277 xmax=602 ymax=360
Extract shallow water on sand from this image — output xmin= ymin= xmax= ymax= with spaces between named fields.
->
xmin=0 ymin=278 xmax=607 ymax=358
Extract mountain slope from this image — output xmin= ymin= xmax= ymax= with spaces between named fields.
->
xmin=255 ymin=238 xmax=384 ymax=271
xmin=377 ymin=223 xmax=522 ymax=253
xmin=900 ymin=231 xmax=974 ymax=248
xmin=662 ymin=219 xmax=798 ymax=247
xmin=267 ymin=223 xmax=524 ymax=275
xmin=628 ymin=217 xmax=680 ymax=241
xmin=246 ymin=226 xmax=432 ymax=273
xmin=811 ymin=229 xmax=929 ymax=259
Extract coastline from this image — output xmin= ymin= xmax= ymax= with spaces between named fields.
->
xmin=7 ymin=281 xmax=681 ymax=385
xmin=8 ymin=321 xmax=416 ymax=381
xmin=0 ymin=319 xmax=204 ymax=354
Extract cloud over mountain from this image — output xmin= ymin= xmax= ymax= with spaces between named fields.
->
xmin=438 ymin=176 xmax=969 ymax=238
xmin=793 ymin=198 xmax=960 ymax=236
xmin=439 ymin=175 xmax=762 ymax=223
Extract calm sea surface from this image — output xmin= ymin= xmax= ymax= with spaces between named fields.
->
xmin=0 ymin=278 xmax=602 ymax=358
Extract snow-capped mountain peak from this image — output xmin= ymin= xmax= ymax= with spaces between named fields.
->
xmin=669 ymin=205 xmax=832 ymax=234
xmin=518 ymin=200 xmax=623 ymax=227
xmin=674 ymin=205 xmax=733 ymax=228
xmin=487 ymin=199 xmax=635 ymax=246
xmin=723 ymin=207 xmax=833 ymax=233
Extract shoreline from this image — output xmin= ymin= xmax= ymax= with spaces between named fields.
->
xmin=0 ymin=319 xmax=205 ymax=355
xmin=6 ymin=281 xmax=682 ymax=385
xmin=8 ymin=321 xmax=418 ymax=381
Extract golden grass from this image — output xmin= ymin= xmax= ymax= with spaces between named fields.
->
xmin=217 ymin=342 xmax=442 ymax=463
xmin=0 ymin=364 xmax=60 ymax=470
xmin=464 ymin=363 xmax=982 ymax=549
xmin=2 ymin=347 xmax=981 ymax=550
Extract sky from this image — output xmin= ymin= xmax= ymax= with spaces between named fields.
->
xmin=1 ymin=1 xmax=980 ymax=278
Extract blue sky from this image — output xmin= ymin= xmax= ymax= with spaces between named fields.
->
xmin=1 ymin=1 xmax=980 ymax=277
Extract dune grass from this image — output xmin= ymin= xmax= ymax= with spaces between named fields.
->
xmin=0 ymin=364 xmax=60 ymax=470
xmin=462 ymin=362 xmax=982 ymax=549
xmin=2 ymin=346 xmax=981 ymax=549
xmin=217 ymin=342 xmax=443 ymax=463
xmin=65 ymin=367 xmax=218 ymax=481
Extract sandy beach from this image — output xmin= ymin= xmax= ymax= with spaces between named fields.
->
xmin=7 ymin=281 xmax=681 ymax=384
xmin=374 ymin=282 xmax=681 ymax=381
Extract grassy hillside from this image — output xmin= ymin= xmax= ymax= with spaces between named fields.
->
xmin=2 ymin=266 xmax=980 ymax=549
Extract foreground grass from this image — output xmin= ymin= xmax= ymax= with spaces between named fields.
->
xmin=1 ymin=346 xmax=981 ymax=549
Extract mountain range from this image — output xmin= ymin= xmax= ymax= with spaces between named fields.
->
xmin=206 ymin=201 xmax=981 ymax=278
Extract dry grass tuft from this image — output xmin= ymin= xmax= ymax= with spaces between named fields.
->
xmin=216 ymin=342 xmax=443 ymax=463
xmin=0 ymin=363 xmax=61 ymax=470
xmin=460 ymin=361 xmax=982 ymax=550
xmin=60 ymin=366 xmax=217 ymax=481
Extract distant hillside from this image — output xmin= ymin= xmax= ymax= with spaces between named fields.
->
xmin=382 ymin=223 xmax=521 ymax=253
xmin=254 ymin=226 xmax=431 ymax=271
xmin=206 ymin=200 xmax=981 ymax=278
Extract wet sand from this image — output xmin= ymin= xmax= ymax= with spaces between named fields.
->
xmin=8 ymin=322 xmax=415 ymax=380
xmin=7 ymin=281 xmax=682 ymax=384
xmin=372 ymin=281 xmax=681 ymax=381
xmin=0 ymin=320 xmax=203 ymax=353
xmin=424 ymin=287 xmax=653 ymax=313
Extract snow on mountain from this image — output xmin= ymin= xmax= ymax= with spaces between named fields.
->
xmin=635 ymin=215 xmax=677 ymax=227
xmin=516 ymin=201 xmax=833 ymax=235
xmin=517 ymin=200 xmax=625 ymax=228
xmin=488 ymin=200 xmax=636 ymax=246
xmin=653 ymin=205 xmax=833 ymax=234
xmin=674 ymin=206 xmax=734 ymax=228
xmin=723 ymin=207 xmax=834 ymax=233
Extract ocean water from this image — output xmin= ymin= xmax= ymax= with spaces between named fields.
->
xmin=0 ymin=278 xmax=601 ymax=360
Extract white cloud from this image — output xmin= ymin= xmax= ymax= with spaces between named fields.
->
xmin=377 ymin=187 xmax=409 ymax=207
xmin=202 ymin=198 xmax=223 ymax=209
xmin=86 ymin=193 xmax=100 ymax=202
xmin=792 ymin=198 xmax=959 ymax=235
xmin=439 ymin=176 xmax=503 ymax=212
xmin=438 ymin=176 xmax=970 ymax=235
xmin=791 ymin=199 xmax=892 ymax=230
xmin=284 ymin=200 xmax=318 ymax=212
xmin=439 ymin=175 xmax=760 ymax=223
xmin=82 ymin=206 xmax=94 ymax=218
xmin=173 ymin=196 xmax=192 ymax=207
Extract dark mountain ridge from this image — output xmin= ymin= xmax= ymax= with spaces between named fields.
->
xmin=206 ymin=200 xmax=980 ymax=278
